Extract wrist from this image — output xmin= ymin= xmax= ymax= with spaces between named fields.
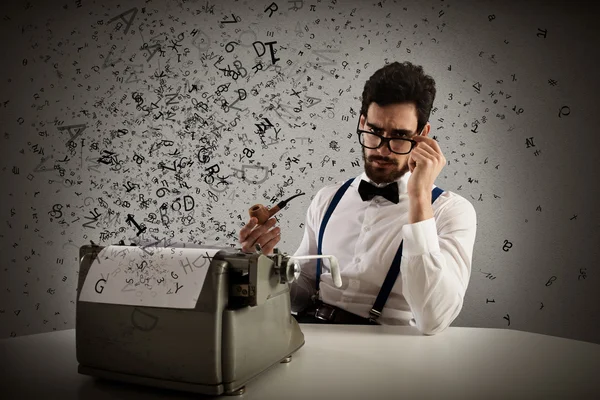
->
xmin=409 ymin=194 xmax=433 ymax=223
xmin=410 ymin=191 xmax=431 ymax=203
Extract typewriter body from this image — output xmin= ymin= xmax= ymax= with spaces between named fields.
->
xmin=75 ymin=243 xmax=305 ymax=396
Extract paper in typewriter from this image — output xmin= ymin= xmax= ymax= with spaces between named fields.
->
xmin=79 ymin=245 xmax=220 ymax=308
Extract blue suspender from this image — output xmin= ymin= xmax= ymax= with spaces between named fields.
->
xmin=315 ymin=177 xmax=444 ymax=322
xmin=315 ymin=178 xmax=355 ymax=292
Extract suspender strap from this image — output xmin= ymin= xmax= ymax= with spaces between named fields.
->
xmin=369 ymin=186 xmax=445 ymax=321
xmin=316 ymin=178 xmax=355 ymax=291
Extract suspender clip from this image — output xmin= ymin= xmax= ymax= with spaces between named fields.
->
xmin=368 ymin=308 xmax=381 ymax=322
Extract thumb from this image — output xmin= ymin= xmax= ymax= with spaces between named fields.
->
xmin=408 ymin=153 xmax=416 ymax=173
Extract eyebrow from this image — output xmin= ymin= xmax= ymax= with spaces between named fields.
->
xmin=365 ymin=122 xmax=413 ymax=136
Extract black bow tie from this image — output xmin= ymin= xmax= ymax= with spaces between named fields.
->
xmin=358 ymin=180 xmax=399 ymax=204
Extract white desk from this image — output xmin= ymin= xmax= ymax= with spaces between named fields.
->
xmin=1 ymin=325 xmax=599 ymax=400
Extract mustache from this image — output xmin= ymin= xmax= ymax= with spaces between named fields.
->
xmin=369 ymin=156 xmax=396 ymax=164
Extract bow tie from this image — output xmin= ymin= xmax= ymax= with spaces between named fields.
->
xmin=358 ymin=180 xmax=399 ymax=204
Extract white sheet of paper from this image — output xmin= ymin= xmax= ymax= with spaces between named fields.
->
xmin=79 ymin=245 xmax=221 ymax=308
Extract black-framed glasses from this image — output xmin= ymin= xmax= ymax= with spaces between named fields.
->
xmin=356 ymin=118 xmax=422 ymax=155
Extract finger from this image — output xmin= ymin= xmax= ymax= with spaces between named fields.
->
xmin=255 ymin=228 xmax=278 ymax=249
xmin=414 ymin=136 xmax=442 ymax=154
xmin=245 ymin=218 xmax=277 ymax=247
xmin=256 ymin=225 xmax=281 ymax=247
xmin=411 ymin=147 xmax=434 ymax=165
xmin=413 ymin=147 xmax=432 ymax=160
xmin=243 ymin=224 xmax=279 ymax=253
xmin=408 ymin=153 xmax=416 ymax=172
xmin=240 ymin=232 xmax=265 ymax=252
xmin=417 ymin=144 xmax=438 ymax=160
xmin=414 ymin=142 xmax=444 ymax=164
xmin=412 ymin=139 xmax=435 ymax=155
xmin=263 ymin=217 xmax=278 ymax=227
xmin=240 ymin=240 xmax=256 ymax=253
xmin=260 ymin=230 xmax=282 ymax=255
xmin=240 ymin=242 xmax=252 ymax=252
xmin=239 ymin=218 xmax=264 ymax=250
xmin=239 ymin=217 xmax=258 ymax=242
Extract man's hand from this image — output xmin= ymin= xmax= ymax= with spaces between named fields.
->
xmin=238 ymin=217 xmax=281 ymax=255
xmin=407 ymin=135 xmax=446 ymax=199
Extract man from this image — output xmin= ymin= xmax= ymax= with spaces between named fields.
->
xmin=238 ymin=61 xmax=477 ymax=335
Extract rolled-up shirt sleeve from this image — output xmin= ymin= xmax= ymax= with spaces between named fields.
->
xmin=400 ymin=197 xmax=477 ymax=335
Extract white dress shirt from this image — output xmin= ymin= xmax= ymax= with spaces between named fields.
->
xmin=290 ymin=170 xmax=477 ymax=335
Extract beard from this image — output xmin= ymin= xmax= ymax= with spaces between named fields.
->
xmin=362 ymin=147 xmax=409 ymax=185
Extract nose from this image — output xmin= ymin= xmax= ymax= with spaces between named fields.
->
xmin=376 ymin=138 xmax=392 ymax=157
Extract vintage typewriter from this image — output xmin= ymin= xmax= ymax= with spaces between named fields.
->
xmin=75 ymin=243 xmax=341 ymax=396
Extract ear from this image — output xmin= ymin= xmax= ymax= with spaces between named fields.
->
xmin=359 ymin=114 xmax=366 ymax=130
xmin=420 ymin=122 xmax=431 ymax=137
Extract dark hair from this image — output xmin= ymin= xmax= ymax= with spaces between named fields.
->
xmin=360 ymin=61 xmax=437 ymax=134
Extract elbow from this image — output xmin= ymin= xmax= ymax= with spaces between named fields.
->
xmin=415 ymin=299 xmax=464 ymax=336
xmin=416 ymin=319 xmax=448 ymax=336
xmin=416 ymin=318 xmax=450 ymax=336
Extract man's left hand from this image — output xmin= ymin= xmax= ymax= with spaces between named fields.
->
xmin=407 ymin=136 xmax=446 ymax=199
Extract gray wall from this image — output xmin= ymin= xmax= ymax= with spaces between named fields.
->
xmin=1 ymin=0 xmax=599 ymax=344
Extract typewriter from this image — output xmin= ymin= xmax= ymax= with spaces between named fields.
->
xmin=75 ymin=243 xmax=342 ymax=396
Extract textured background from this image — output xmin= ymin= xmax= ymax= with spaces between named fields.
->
xmin=1 ymin=0 xmax=599 ymax=344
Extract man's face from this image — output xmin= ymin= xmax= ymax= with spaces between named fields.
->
xmin=360 ymin=102 xmax=430 ymax=184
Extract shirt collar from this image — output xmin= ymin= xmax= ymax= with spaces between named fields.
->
xmin=356 ymin=170 xmax=411 ymax=195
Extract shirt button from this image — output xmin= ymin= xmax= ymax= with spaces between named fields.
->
xmin=363 ymin=226 xmax=370 ymax=232
xmin=355 ymin=257 xmax=361 ymax=263
xmin=374 ymin=199 xmax=379 ymax=203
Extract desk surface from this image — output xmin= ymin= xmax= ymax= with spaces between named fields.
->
xmin=1 ymin=325 xmax=599 ymax=400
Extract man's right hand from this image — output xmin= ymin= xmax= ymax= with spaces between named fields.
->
xmin=238 ymin=217 xmax=281 ymax=255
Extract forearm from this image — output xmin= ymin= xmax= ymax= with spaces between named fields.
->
xmin=401 ymin=199 xmax=477 ymax=335
xmin=409 ymin=194 xmax=433 ymax=224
